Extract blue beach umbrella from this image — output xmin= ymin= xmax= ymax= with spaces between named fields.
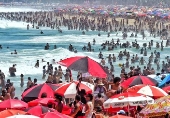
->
xmin=159 ymin=74 xmax=170 ymax=88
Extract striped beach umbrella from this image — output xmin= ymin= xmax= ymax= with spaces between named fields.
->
xmin=121 ymin=76 xmax=158 ymax=88
xmin=55 ymin=81 xmax=94 ymax=98
xmin=25 ymin=106 xmax=54 ymax=116
xmin=127 ymin=84 xmax=168 ymax=98
xmin=22 ymin=83 xmax=61 ymax=102
xmin=58 ymin=56 xmax=107 ymax=78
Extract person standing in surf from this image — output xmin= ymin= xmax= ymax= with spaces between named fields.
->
xmin=20 ymin=74 xmax=24 ymax=87
xmin=9 ymin=64 xmax=16 ymax=77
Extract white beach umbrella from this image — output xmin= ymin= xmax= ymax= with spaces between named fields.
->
xmin=103 ymin=92 xmax=154 ymax=108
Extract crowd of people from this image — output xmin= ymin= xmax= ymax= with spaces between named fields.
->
xmin=0 ymin=58 xmax=169 ymax=118
xmin=0 ymin=4 xmax=170 ymax=118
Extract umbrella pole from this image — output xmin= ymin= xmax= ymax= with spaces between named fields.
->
xmin=128 ymin=104 xmax=130 ymax=116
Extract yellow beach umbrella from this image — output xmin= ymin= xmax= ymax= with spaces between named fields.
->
xmin=140 ymin=95 xmax=170 ymax=117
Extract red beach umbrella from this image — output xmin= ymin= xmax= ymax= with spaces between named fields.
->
xmin=58 ymin=56 xmax=107 ymax=78
xmin=127 ymin=84 xmax=168 ymax=98
xmin=40 ymin=112 xmax=71 ymax=118
xmin=162 ymin=85 xmax=170 ymax=93
xmin=121 ymin=76 xmax=158 ymax=88
xmin=22 ymin=83 xmax=61 ymax=102
xmin=25 ymin=106 xmax=54 ymax=116
xmin=0 ymin=109 xmax=27 ymax=118
xmin=55 ymin=81 xmax=94 ymax=98
xmin=0 ymin=99 xmax=28 ymax=111
xmin=28 ymin=98 xmax=55 ymax=107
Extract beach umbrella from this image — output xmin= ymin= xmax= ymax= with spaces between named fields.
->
xmin=58 ymin=56 xmax=107 ymax=78
xmin=127 ymin=85 xmax=168 ymax=98
xmin=7 ymin=115 xmax=40 ymax=118
xmin=159 ymin=74 xmax=170 ymax=88
xmin=0 ymin=109 xmax=26 ymax=118
xmin=29 ymin=99 xmax=71 ymax=115
xmin=121 ymin=76 xmax=158 ymax=88
xmin=109 ymin=115 xmax=132 ymax=118
xmin=25 ymin=106 xmax=54 ymax=116
xmin=147 ymin=74 xmax=168 ymax=84
xmin=22 ymin=83 xmax=61 ymax=102
xmin=0 ymin=99 xmax=28 ymax=111
xmin=162 ymin=85 xmax=170 ymax=93
xmin=140 ymin=95 xmax=170 ymax=117
xmin=55 ymin=81 xmax=94 ymax=98
xmin=40 ymin=112 xmax=71 ymax=118
xmin=28 ymin=98 xmax=55 ymax=107
xmin=103 ymin=92 xmax=154 ymax=109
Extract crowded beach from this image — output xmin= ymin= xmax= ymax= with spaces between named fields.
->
xmin=0 ymin=3 xmax=170 ymax=118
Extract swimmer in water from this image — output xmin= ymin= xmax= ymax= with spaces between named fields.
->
xmin=11 ymin=50 xmax=17 ymax=54
xmin=52 ymin=59 xmax=55 ymax=64
xmin=35 ymin=60 xmax=39 ymax=68
xmin=40 ymin=30 xmax=44 ymax=34
xmin=42 ymin=59 xmax=46 ymax=62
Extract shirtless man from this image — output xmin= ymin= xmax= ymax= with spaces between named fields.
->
xmin=112 ymin=54 xmax=116 ymax=62
xmin=0 ymin=89 xmax=11 ymax=101
xmin=9 ymin=64 xmax=16 ymax=77
xmin=57 ymin=66 xmax=63 ymax=79
xmin=100 ymin=58 xmax=105 ymax=66
xmin=8 ymin=83 xmax=15 ymax=99
xmin=107 ymin=77 xmax=123 ymax=98
xmin=27 ymin=77 xmax=33 ymax=88
xmin=47 ymin=73 xmax=53 ymax=83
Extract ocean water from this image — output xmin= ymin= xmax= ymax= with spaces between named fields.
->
xmin=0 ymin=7 xmax=169 ymax=97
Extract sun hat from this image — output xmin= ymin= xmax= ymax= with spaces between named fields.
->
xmin=117 ymin=110 xmax=126 ymax=115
